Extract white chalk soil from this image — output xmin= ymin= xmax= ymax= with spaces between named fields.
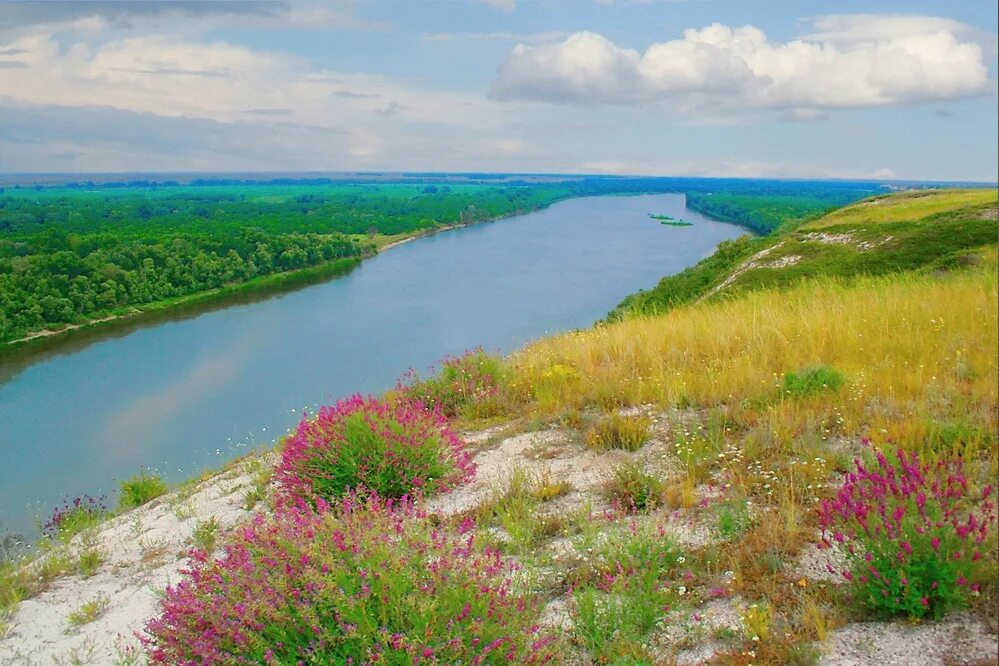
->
xmin=2 ymin=415 xmax=996 ymax=665
xmin=0 ymin=457 xmax=270 ymax=665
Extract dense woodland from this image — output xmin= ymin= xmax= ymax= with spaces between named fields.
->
xmin=0 ymin=178 xmax=886 ymax=344
xmin=0 ymin=184 xmax=569 ymax=342
xmin=685 ymin=192 xmax=840 ymax=234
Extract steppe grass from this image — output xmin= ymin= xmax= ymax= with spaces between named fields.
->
xmin=803 ymin=188 xmax=997 ymax=229
xmin=511 ymin=269 xmax=997 ymax=466
xmin=585 ymin=413 xmax=651 ymax=451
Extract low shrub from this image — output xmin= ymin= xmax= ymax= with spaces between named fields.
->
xmin=398 ymin=348 xmax=510 ymax=418
xmin=41 ymin=495 xmax=109 ymax=541
xmin=605 ymin=462 xmax=662 ymax=511
xmin=782 ymin=365 xmax=846 ymax=397
xmin=119 ymin=470 xmax=168 ymax=511
xmin=77 ymin=548 xmax=103 ymax=578
xmin=475 ymin=468 xmax=568 ymax=553
xmin=569 ymin=522 xmax=683 ymax=662
xmin=585 ymin=413 xmax=650 ymax=452
xmin=191 ymin=517 xmax=219 ymax=553
xmin=817 ymin=448 xmax=995 ymax=619
xmin=143 ymin=495 xmax=557 ymax=664
xmin=276 ymin=395 xmax=474 ymax=506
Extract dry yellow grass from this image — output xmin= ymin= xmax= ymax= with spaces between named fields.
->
xmin=512 ymin=267 xmax=998 ymax=459
xmin=802 ymin=187 xmax=997 ymax=229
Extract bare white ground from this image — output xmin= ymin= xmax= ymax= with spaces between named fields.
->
xmin=0 ymin=456 xmax=270 ymax=665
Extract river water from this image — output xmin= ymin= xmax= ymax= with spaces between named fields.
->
xmin=0 ymin=193 xmax=745 ymax=538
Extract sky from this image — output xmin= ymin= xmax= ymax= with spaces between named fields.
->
xmin=0 ymin=0 xmax=996 ymax=181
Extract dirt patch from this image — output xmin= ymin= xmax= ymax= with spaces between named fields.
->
xmin=704 ymin=242 xmax=785 ymax=299
xmin=423 ymin=428 xmax=628 ymax=518
xmin=652 ymin=597 xmax=744 ymax=665
xmin=764 ymin=254 xmax=802 ymax=269
xmin=792 ymin=539 xmax=849 ymax=585
xmin=800 ymin=231 xmax=894 ymax=251
xmin=818 ymin=611 xmax=998 ymax=666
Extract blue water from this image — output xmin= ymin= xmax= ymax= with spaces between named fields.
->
xmin=0 ymin=194 xmax=745 ymax=538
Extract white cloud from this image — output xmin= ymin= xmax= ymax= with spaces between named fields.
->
xmin=0 ymin=29 xmax=504 ymax=132
xmin=491 ymin=15 xmax=992 ymax=110
xmin=423 ymin=30 xmax=567 ymax=44
xmin=475 ymin=0 xmax=517 ymax=12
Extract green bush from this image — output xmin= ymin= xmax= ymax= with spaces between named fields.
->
xmin=715 ymin=498 xmax=754 ymax=541
xmin=276 ymin=395 xmax=474 ymax=506
xmin=118 ymin=469 xmax=168 ymax=511
xmin=570 ymin=522 xmax=682 ymax=662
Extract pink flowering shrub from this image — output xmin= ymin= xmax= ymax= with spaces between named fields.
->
xmin=142 ymin=495 xmax=558 ymax=665
xmin=818 ymin=448 xmax=994 ymax=619
xmin=398 ymin=348 xmax=509 ymax=418
xmin=276 ymin=395 xmax=474 ymax=505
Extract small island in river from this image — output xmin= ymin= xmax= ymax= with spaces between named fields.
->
xmin=648 ymin=212 xmax=694 ymax=226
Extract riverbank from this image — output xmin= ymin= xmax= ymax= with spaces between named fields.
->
xmin=0 ymin=256 xmax=365 ymax=362
xmin=0 ymin=205 xmax=558 ymax=361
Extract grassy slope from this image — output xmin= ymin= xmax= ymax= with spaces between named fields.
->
xmin=487 ymin=189 xmax=995 ymax=662
xmin=610 ymin=188 xmax=998 ymax=320
xmin=481 ymin=195 xmax=998 ymax=662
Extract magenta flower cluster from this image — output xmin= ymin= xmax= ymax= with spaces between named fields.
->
xmin=817 ymin=447 xmax=994 ymax=618
xmin=41 ymin=494 xmax=108 ymax=539
xmin=397 ymin=348 xmax=505 ymax=418
xmin=275 ymin=394 xmax=474 ymax=506
xmin=142 ymin=494 xmax=557 ymax=665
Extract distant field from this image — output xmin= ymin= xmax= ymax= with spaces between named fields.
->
xmin=803 ymin=188 xmax=998 ymax=229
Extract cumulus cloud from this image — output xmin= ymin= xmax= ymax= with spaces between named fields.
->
xmin=0 ymin=13 xmax=520 ymax=173
xmin=0 ymin=29 xmax=501 ymax=133
xmin=491 ymin=16 xmax=993 ymax=110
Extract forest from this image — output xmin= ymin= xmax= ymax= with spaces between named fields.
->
xmin=0 ymin=183 xmax=571 ymax=343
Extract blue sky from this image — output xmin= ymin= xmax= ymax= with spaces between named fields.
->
xmin=0 ymin=0 xmax=995 ymax=180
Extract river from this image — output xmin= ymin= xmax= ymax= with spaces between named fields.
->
xmin=0 ymin=193 xmax=745 ymax=539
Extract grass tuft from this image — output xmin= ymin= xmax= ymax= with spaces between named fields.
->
xmin=67 ymin=595 xmax=109 ymax=627
xmin=585 ymin=413 xmax=651 ymax=452
xmin=604 ymin=461 xmax=662 ymax=511
xmin=782 ymin=365 xmax=846 ymax=397
xmin=119 ymin=469 xmax=168 ymax=511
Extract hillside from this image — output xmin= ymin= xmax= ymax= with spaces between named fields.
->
xmin=610 ymin=188 xmax=998 ymax=319
xmin=1 ymin=191 xmax=996 ymax=665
